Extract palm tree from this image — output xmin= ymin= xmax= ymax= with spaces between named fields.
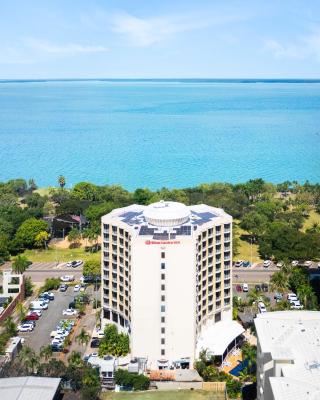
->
xmin=40 ymin=344 xmax=53 ymax=362
xmin=68 ymin=350 xmax=83 ymax=367
xmin=4 ymin=316 xmax=17 ymax=336
xmin=28 ymin=178 xmax=37 ymax=192
xmin=58 ymin=175 xmax=66 ymax=188
xmin=242 ymin=344 xmax=257 ymax=375
xmin=12 ymin=255 xmax=30 ymax=275
xmin=76 ymin=328 xmax=90 ymax=347
xmin=19 ymin=346 xmax=39 ymax=374
xmin=297 ymin=284 xmax=317 ymax=309
xmin=270 ymin=271 xmax=289 ymax=293
xmin=15 ymin=301 xmax=27 ymax=321
xmin=247 ymin=288 xmax=261 ymax=305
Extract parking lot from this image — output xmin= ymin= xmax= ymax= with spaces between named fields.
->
xmin=19 ymin=287 xmax=76 ymax=353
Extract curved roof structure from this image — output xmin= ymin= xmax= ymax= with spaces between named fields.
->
xmin=143 ymin=200 xmax=191 ymax=227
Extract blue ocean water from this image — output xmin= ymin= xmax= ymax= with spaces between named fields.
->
xmin=0 ymin=79 xmax=319 ymax=190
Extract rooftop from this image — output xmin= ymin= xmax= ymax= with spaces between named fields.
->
xmin=255 ymin=311 xmax=320 ymax=400
xmin=0 ymin=377 xmax=61 ymax=400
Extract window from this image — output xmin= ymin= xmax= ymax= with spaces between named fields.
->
xmin=161 ymin=252 xmax=165 ymax=259
xmin=161 ymin=327 xmax=165 ymax=334
xmin=161 ymin=338 xmax=165 ymax=345
xmin=161 ymin=273 xmax=165 ymax=280
xmin=161 ymin=316 xmax=165 ymax=323
xmin=161 ymin=305 xmax=165 ymax=312
xmin=161 ymin=262 xmax=165 ymax=269
xmin=161 ymin=284 xmax=165 ymax=291
xmin=161 ymin=295 xmax=165 ymax=302
xmin=161 ymin=349 xmax=165 ymax=356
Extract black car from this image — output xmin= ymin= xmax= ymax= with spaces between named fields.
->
xmin=262 ymin=283 xmax=269 ymax=292
xmin=255 ymin=284 xmax=262 ymax=291
xmin=59 ymin=284 xmax=68 ymax=292
xmin=90 ymin=339 xmax=100 ymax=348
xmin=51 ymin=344 xmax=62 ymax=352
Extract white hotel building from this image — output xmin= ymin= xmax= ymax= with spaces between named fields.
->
xmin=101 ymin=201 xmax=244 ymax=369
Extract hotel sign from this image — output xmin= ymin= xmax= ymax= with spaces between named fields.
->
xmin=145 ymin=240 xmax=180 ymax=245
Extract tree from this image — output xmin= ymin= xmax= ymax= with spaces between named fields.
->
xmin=72 ymin=182 xmax=101 ymax=201
xmin=288 ymin=268 xmax=308 ymax=293
xmin=3 ymin=316 xmax=17 ymax=336
xmin=68 ymin=228 xmax=81 ymax=248
xmin=270 ymin=271 xmax=289 ymax=293
xmin=15 ymin=301 xmax=27 ymax=321
xmin=81 ymin=367 xmax=101 ymax=400
xmin=34 ymin=231 xmax=49 ymax=248
xmin=242 ymin=343 xmax=257 ymax=375
xmin=28 ymin=178 xmax=37 ymax=192
xmin=42 ymin=277 xmax=60 ymax=291
xmin=240 ymin=211 xmax=268 ymax=241
xmin=18 ymin=346 xmax=39 ymax=374
xmin=99 ymin=324 xmax=130 ymax=357
xmin=297 ymin=284 xmax=317 ymax=310
xmin=24 ymin=276 xmax=34 ymax=296
xmin=68 ymin=351 xmax=83 ymax=367
xmin=15 ymin=218 xmax=48 ymax=249
xmin=114 ymin=369 xmax=150 ymax=391
xmin=83 ymin=260 xmax=100 ymax=278
xmin=40 ymin=345 xmax=53 ymax=362
xmin=76 ymin=329 xmax=90 ymax=347
xmin=58 ymin=175 xmax=66 ymax=189
xmin=12 ymin=255 xmax=30 ymax=274
xmin=84 ymin=202 xmax=115 ymax=225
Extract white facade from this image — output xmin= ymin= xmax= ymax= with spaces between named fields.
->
xmin=101 ymin=201 xmax=233 ymax=369
xmin=255 ymin=311 xmax=320 ymax=400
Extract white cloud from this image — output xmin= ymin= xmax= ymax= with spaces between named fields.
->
xmin=264 ymin=26 xmax=320 ymax=62
xmin=24 ymin=38 xmax=109 ymax=55
xmin=108 ymin=11 xmax=247 ymax=47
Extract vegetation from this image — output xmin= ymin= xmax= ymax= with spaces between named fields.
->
xmin=41 ymin=277 xmax=61 ymax=291
xmin=102 ymin=391 xmax=221 ymax=400
xmin=12 ymin=254 xmax=31 ymax=274
xmin=83 ymin=259 xmax=101 ymax=278
xmin=99 ymin=324 xmax=130 ymax=357
xmin=114 ymin=369 xmax=150 ymax=391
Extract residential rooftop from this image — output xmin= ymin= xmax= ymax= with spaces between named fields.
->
xmin=0 ymin=376 xmax=61 ymax=400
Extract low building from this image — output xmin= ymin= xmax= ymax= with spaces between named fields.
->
xmin=2 ymin=270 xmax=24 ymax=297
xmin=0 ymin=376 xmax=61 ymax=400
xmin=255 ymin=311 xmax=320 ymax=400
xmin=5 ymin=337 xmax=22 ymax=361
xmin=87 ymin=355 xmax=116 ymax=389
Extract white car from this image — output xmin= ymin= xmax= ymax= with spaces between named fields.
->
xmin=18 ymin=324 xmax=33 ymax=332
xmin=263 ymin=260 xmax=271 ymax=268
xmin=242 ymin=283 xmax=249 ymax=292
xmin=287 ymin=293 xmax=298 ymax=302
xmin=276 ymin=261 xmax=283 ymax=268
xmin=290 ymin=300 xmax=303 ymax=309
xmin=62 ymin=308 xmax=77 ymax=316
xmin=235 ymin=260 xmax=244 ymax=268
xmin=304 ymin=261 xmax=312 ymax=267
xmin=73 ymin=285 xmax=81 ymax=292
xmin=67 ymin=260 xmax=83 ymax=268
xmin=291 ymin=260 xmax=299 ymax=267
xmin=258 ymin=302 xmax=267 ymax=313
xmin=60 ymin=275 xmax=74 ymax=282
xmin=51 ymin=338 xmax=64 ymax=346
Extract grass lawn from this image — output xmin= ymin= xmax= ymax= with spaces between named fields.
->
xmin=302 ymin=210 xmax=320 ymax=232
xmin=34 ymin=187 xmax=54 ymax=196
xmin=23 ymin=247 xmax=101 ymax=263
xmin=236 ymin=239 xmax=262 ymax=264
xmin=102 ymin=391 xmax=219 ymax=400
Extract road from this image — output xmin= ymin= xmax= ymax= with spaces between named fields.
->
xmin=24 ymin=262 xmax=83 ymax=283
xmin=19 ymin=287 xmax=75 ymax=353
xmin=233 ymin=268 xmax=276 ymax=284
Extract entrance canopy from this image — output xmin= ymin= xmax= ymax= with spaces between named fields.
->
xmin=196 ymin=320 xmax=245 ymax=356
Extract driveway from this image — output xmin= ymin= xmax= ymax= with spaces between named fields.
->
xmin=24 ymin=262 xmax=83 ymax=283
xmin=19 ymin=287 xmax=75 ymax=353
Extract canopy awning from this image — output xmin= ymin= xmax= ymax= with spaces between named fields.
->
xmin=196 ymin=320 xmax=245 ymax=356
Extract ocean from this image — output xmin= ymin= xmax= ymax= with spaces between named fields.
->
xmin=0 ymin=79 xmax=319 ymax=190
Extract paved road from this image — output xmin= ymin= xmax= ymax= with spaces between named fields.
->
xmin=233 ymin=268 xmax=276 ymax=284
xmin=24 ymin=262 xmax=83 ymax=283
xmin=19 ymin=287 xmax=75 ymax=353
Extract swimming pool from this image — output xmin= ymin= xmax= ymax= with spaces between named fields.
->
xmin=229 ymin=359 xmax=249 ymax=376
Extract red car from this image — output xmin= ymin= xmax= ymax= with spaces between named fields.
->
xmin=25 ymin=313 xmax=39 ymax=320
xmin=236 ymin=284 xmax=242 ymax=292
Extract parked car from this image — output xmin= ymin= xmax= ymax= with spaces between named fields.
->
xmin=18 ymin=324 xmax=33 ymax=332
xmin=276 ymin=261 xmax=284 ymax=268
xmin=74 ymin=285 xmax=81 ymax=292
xmin=25 ymin=313 xmax=39 ymax=321
xmin=60 ymin=275 xmax=74 ymax=282
xmin=304 ymin=261 xmax=312 ymax=267
xmin=261 ymin=283 xmax=269 ymax=292
xmin=80 ymin=284 xmax=87 ymax=292
xmin=22 ymin=320 xmax=36 ymax=328
xmin=263 ymin=260 xmax=271 ymax=268
xmin=59 ymin=284 xmax=68 ymax=292
xmin=291 ymin=260 xmax=299 ymax=267
xmin=27 ymin=310 xmax=42 ymax=317
xmin=62 ymin=308 xmax=77 ymax=316
xmin=290 ymin=300 xmax=303 ymax=309
xmin=90 ymin=338 xmax=100 ymax=348
xmin=67 ymin=260 xmax=83 ymax=268
xmin=255 ymin=284 xmax=262 ymax=292
xmin=235 ymin=260 xmax=244 ymax=268
xmin=258 ymin=302 xmax=267 ymax=313
xmin=236 ymin=284 xmax=242 ymax=292
xmin=242 ymin=283 xmax=249 ymax=292
xmin=51 ymin=344 xmax=62 ymax=352
xmin=287 ymin=293 xmax=298 ymax=302
xmin=243 ymin=261 xmax=251 ymax=268
xmin=274 ymin=292 xmax=283 ymax=302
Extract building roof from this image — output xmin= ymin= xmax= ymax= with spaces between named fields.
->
xmin=102 ymin=202 xmax=231 ymax=236
xmin=87 ymin=355 xmax=115 ymax=372
xmin=196 ymin=320 xmax=245 ymax=356
xmin=255 ymin=311 xmax=320 ymax=400
xmin=0 ymin=377 xmax=61 ymax=400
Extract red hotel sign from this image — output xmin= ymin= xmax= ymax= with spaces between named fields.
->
xmin=145 ymin=240 xmax=180 ymax=245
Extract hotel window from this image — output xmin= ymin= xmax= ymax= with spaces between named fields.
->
xmin=161 ymin=338 xmax=165 ymax=345
xmin=161 ymin=349 xmax=165 ymax=356
xmin=161 ymin=252 xmax=165 ymax=259
xmin=161 ymin=327 xmax=165 ymax=334
xmin=161 ymin=273 xmax=165 ymax=280
xmin=161 ymin=262 xmax=165 ymax=269
xmin=161 ymin=316 xmax=165 ymax=323
xmin=161 ymin=284 xmax=165 ymax=291
xmin=161 ymin=305 xmax=165 ymax=312
xmin=161 ymin=295 xmax=165 ymax=302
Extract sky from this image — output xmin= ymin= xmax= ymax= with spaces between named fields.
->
xmin=0 ymin=0 xmax=320 ymax=79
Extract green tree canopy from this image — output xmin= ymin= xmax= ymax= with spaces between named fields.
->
xmin=83 ymin=260 xmax=100 ymax=277
xmin=15 ymin=218 xmax=48 ymax=249
xmin=98 ymin=324 xmax=130 ymax=357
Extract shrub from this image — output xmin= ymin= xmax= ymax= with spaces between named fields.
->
xmin=114 ymin=369 xmax=150 ymax=391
